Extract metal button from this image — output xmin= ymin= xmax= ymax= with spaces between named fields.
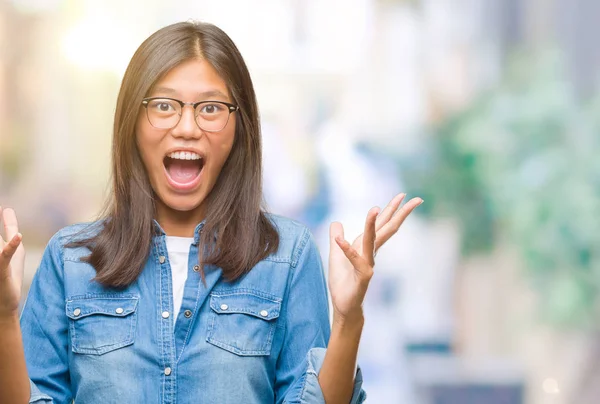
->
xmin=115 ymin=307 xmax=124 ymax=314
xmin=159 ymin=255 xmax=166 ymax=264
xmin=164 ymin=367 xmax=172 ymax=376
xmin=162 ymin=311 xmax=170 ymax=319
xmin=220 ymin=304 xmax=228 ymax=311
xmin=184 ymin=310 xmax=192 ymax=318
xmin=260 ymin=310 xmax=269 ymax=317
xmin=193 ymin=265 xmax=200 ymax=272
xmin=73 ymin=308 xmax=81 ymax=317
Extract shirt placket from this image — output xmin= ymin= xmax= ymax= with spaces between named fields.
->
xmin=173 ymin=242 xmax=202 ymax=361
xmin=155 ymin=237 xmax=177 ymax=404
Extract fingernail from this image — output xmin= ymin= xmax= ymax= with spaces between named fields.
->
xmin=419 ymin=199 xmax=425 ymax=205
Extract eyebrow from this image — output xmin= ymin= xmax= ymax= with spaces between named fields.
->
xmin=152 ymin=87 xmax=229 ymax=100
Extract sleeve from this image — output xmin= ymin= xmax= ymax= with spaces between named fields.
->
xmin=275 ymin=228 xmax=367 ymax=404
xmin=19 ymin=232 xmax=72 ymax=403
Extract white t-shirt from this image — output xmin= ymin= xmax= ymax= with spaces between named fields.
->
xmin=165 ymin=236 xmax=194 ymax=326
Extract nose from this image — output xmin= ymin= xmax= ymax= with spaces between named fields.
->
xmin=170 ymin=105 xmax=202 ymax=139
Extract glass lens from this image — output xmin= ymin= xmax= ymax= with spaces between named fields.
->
xmin=146 ymin=99 xmax=181 ymax=129
xmin=195 ymin=102 xmax=230 ymax=132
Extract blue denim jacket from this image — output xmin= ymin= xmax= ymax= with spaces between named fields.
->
xmin=20 ymin=215 xmax=366 ymax=403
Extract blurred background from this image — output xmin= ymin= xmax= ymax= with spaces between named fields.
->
xmin=1 ymin=0 xmax=599 ymax=403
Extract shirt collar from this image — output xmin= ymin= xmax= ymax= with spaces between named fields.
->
xmin=152 ymin=219 xmax=205 ymax=245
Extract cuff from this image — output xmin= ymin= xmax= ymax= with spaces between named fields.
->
xmin=297 ymin=347 xmax=367 ymax=404
xmin=29 ymin=379 xmax=53 ymax=403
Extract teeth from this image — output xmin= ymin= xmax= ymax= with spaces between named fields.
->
xmin=168 ymin=151 xmax=201 ymax=160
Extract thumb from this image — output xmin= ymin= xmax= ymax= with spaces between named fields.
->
xmin=328 ymin=221 xmax=346 ymax=263
xmin=0 ymin=233 xmax=22 ymax=277
xmin=329 ymin=221 xmax=345 ymax=243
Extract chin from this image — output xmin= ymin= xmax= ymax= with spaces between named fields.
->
xmin=158 ymin=191 xmax=207 ymax=214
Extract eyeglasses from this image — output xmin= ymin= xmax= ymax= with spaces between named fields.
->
xmin=141 ymin=97 xmax=239 ymax=132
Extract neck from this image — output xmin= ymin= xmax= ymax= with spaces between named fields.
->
xmin=155 ymin=203 xmax=205 ymax=237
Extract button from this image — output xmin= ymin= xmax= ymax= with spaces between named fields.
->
xmin=220 ymin=304 xmax=228 ymax=311
xmin=193 ymin=265 xmax=200 ymax=272
xmin=260 ymin=310 xmax=268 ymax=317
xmin=115 ymin=307 xmax=124 ymax=314
xmin=164 ymin=367 xmax=172 ymax=376
xmin=162 ymin=311 xmax=170 ymax=319
xmin=159 ymin=255 xmax=166 ymax=264
xmin=73 ymin=308 xmax=81 ymax=317
xmin=184 ymin=310 xmax=192 ymax=318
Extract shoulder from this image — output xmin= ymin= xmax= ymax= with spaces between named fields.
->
xmin=266 ymin=213 xmax=308 ymax=240
xmin=27 ymin=220 xmax=104 ymax=285
xmin=47 ymin=220 xmax=104 ymax=260
xmin=264 ymin=213 xmax=318 ymax=267
xmin=53 ymin=220 xmax=103 ymax=242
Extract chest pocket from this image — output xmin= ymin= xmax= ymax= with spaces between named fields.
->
xmin=207 ymin=290 xmax=282 ymax=356
xmin=66 ymin=295 xmax=139 ymax=355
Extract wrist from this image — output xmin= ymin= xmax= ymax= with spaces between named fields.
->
xmin=0 ymin=312 xmax=20 ymax=326
xmin=333 ymin=308 xmax=365 ymax=331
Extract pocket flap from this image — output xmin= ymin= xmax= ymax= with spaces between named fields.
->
xmin=210 ymin=291 xmax=281 ymax=320
xmin=66 ymin=295 xmax=139 ymax=320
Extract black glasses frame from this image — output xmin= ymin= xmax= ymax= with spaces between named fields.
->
xmin=141 ymin=97 xmax=239 ymax=132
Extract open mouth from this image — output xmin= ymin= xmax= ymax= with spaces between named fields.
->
xmin=163 ymin=151 xmax=204 ymax=188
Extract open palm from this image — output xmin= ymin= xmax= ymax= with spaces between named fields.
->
xmin=328 ymin=193 xmax=423 ymax=322
xmin=0 ymin=207 xmax=25 ymax=317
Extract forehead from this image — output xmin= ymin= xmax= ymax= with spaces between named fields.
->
xmin=151 ymin=59 xmax=230 ymax=100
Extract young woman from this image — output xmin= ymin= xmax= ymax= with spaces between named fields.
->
xmin=0 ymin=21 xmax=422 ymax=404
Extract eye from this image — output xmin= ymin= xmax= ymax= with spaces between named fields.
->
xmin=148 ymin=99 xmax=177 ymax=114
xmin=199 ymin=103 xmax=224 ymax=114
xmin=157 ymin=103 xmax=171 ymax=112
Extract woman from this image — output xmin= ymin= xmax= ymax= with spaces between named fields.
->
xmin=0 ymin=21 xmax=422 ymax=403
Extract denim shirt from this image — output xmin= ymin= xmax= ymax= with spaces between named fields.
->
xmin=20 ymin=215 xmax=366 ymax=404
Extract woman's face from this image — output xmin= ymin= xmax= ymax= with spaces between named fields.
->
xmin=136 ymin=58 xmax=236 ymax=230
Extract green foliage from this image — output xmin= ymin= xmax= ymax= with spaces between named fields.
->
xmin=402 ymin=51 xmax=600 ymax=328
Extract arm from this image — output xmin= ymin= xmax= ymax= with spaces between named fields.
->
xmin=0 ymin=315 xmax=30 ymax=404
xmin=1 ymin=207 xmax=69 ymax=403
xmin=274 ymin=229 xmax=365 ymax=404
xmin=317 ymin=313 xmax=364 ymax=404
xmin=322 ymin=193 xmax=423 ymax=403
xmin=0 ymin=208 xmax=30 ymax=404
xmin=19 ymin=231 xmax=71 ymax=403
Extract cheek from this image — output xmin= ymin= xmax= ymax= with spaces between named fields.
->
xmin=136 ymin=122 xmax=162 ymax=168
xmin=208 ymin=124 xmax=236 ymax=169
xmin=135 ymin=143 xmax=162 ymax=190
xmin=135 ymin=133 xmax=151 ymax=168
xmin=215 ymin=134 xmax=235 ymax=170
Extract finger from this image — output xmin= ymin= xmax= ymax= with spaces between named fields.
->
xmin=375 ymin=193 xmax=405 ymax=231
xmin=375 ymin=197 xmax=423 ymax=250
xmin=0 ymin=207 xmax=4 ymax=249
xmin=329 ymin=221 xmax=344 ymax=242
xmin=2 ymin=207 xmax=19 ymax=242
xmin=335 ymin=236 xmax=372 ymax=279
xmin=363 ymin=207 xmax=379 ymax=266
xmin=0 ymin=232 xmax=22 ymax=275
xmin=350 ymin=193 xmax=405 ymax=246
xmin=0 ymin=206 xmax=4 ymax=247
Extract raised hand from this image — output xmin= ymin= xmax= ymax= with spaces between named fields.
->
xmin=0 ymin=207 xmax=25 ymax=318
xmin=328 ymin=193 xmax=423 ymax=324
